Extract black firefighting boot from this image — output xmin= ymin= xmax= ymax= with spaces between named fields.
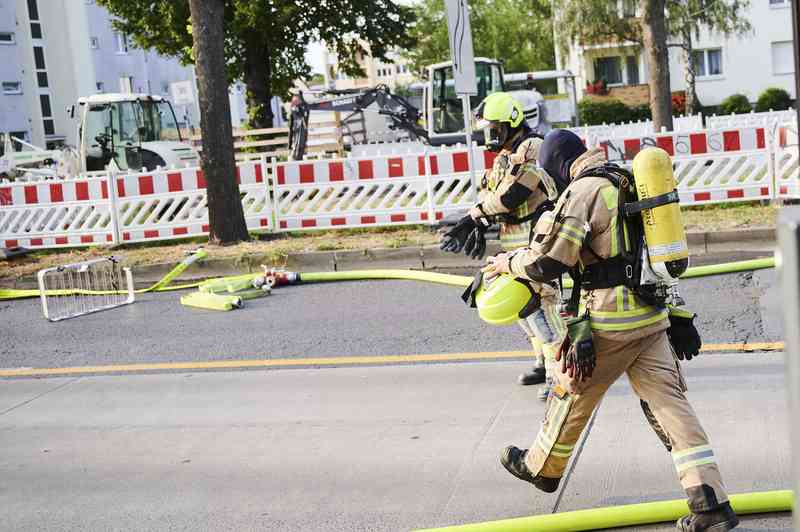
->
xmin=500 ymin=446 xmax=560 ymax=493
xmin=518 ymin=366 xmax=546 ymax=386
xmin=677 ymin=485 xmax=739 ymax=532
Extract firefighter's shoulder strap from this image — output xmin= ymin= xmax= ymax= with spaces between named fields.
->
xmin=568 ymin=164 xmax=640 ymax=293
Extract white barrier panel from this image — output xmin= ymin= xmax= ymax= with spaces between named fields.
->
xmin=115 ymin=159 xmax=272 ymax=243
xmin=593 ymin=125 xmax=768 ymax=164
xmin=272 ymin=146 xmax=493 ymax=231
xmin=706 ymin=110 xmax=795 ymax=130
xmin=673 ymin=150 xmax=772 ymax=206
xmin=0 ymin=174 xmax=115 ymax=248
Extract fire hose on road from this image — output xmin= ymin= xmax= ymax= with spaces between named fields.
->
xmin=0 ymin=255 xmax=778 ymax=301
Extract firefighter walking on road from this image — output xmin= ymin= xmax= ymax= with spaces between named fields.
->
xmin=440 ymin=92 xmax=566 ymax=399
xmin=482 ymin=129 xmax=739 ymax=532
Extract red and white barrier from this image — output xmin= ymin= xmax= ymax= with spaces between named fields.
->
xmin=271 ymin=146 xmax=492 ymax=232
xmin=0 ymin=174 xmax=115 ymax=249
xmin=2 ymin=123 xmax=797 ymax=250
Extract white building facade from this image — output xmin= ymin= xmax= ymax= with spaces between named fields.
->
xmin=0 ymin=0 xmax=199 ymax=152
xmin=555 ymin=0 xmax=796 ymax=108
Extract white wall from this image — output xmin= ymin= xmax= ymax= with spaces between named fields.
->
xmin=559 ymin=0 xmax=797 ymax=108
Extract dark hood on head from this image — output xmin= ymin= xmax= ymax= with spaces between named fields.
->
xmin=538 ymin=129 xmax=587 ymax=192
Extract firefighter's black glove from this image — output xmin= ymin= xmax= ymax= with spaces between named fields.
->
xmin=667 ymin=309 xmax=702 ymax=361
xmin=464 ymin=227 xmax=486 ymax=260
xmin=556 ymin=331 xmax=596 ymax=383
xmin=440 ymin=215 xmax=477 ymax=254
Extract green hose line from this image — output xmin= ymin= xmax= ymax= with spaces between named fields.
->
xmin=0 ymin=252 xmax=209 ymax=301
xmin=680 ymin=257 xmax=775 ymax=279
xmin=0 ymin=255 xmax=777 ymax=301
xmin=413 ymin=490 xmax=793 ymax=532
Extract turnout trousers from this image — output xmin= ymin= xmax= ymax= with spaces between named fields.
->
xmin=525 ymin=329 xmax=728 ymax=510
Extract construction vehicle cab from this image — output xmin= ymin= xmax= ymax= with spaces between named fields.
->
xmin=76 ymin=94 xmax=198 ymax=172
xmin=425 ymin=57 xmax=505 ymax=143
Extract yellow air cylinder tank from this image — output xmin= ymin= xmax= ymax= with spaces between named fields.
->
xmin=631 ymin=147 xmax=688 ymax=278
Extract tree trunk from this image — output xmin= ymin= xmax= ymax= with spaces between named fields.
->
xmin=189 ymin=0 xmax=249 ymax=245
xmin=681 ymin=27 xmax=700 ymax=116
xmin=243 ymin=31 xmax=274 ymax=129
xmin=641 ymin=0 xmax=674 ymax=132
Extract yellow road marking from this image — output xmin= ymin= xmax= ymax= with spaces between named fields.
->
xmin=0 ymin=342 xmax=785 ymax=378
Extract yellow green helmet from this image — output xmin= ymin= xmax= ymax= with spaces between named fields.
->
xmin=475 ymin=92 xmax=525 ymax=151
xmin=475 ymin=92 xmax=525 ymax=129
xmin=475 ymin=273 xmax=537 ymax=326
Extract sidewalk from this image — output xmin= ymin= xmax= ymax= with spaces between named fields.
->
xmin=0 ymin=353 xmax=791 ymax=531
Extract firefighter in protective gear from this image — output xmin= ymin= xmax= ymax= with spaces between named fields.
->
xmin=483 ymin=130 xmax=738 ymax=532
xmin=456 ymin=91 xmax=565 ymax=398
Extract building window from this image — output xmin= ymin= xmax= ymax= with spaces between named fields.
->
xmin=622 ymin=0 xmax=637 ymax=17
xmin=27 ymin=0 xmax=39 ymax=21
xmin=692 ymin=48 xmax=723 ymax=77
xmin=0 ymin=32 xmax=15 ymax=44
xmin=771 ymin=41 xmax=794 ymax=74
xmin=96 ymin=82 xmax=105 ymax=93
xmin=595 ymin=56 xmax=623 ymax=85
xmin=770 ymin=0 xmax=787 ymax=5
xmin=161 ymin=82 xmax=170 ymax=94
xmin=43 ymin=119 xmax=55 ymax=136
xmin=626 ymin=56 xmax=640 ymax=84
xmin=2 ymin=81 xmax=23 ymax=94
xmin=115 ymin=32 xmax=129 ymax=53
xmin=39 ymin=94 xmax=52 ymax=117
xmin=119 ymin=76 xmax=133 ymax=93
xmin=37 ymin=71 xmax=48 ymax=87
xmin=33 ymin=46 xmax=45 ymax=69
xmin=30 ymin=22 xmax=42 ymax=39
xmin=90 ymin=37 xmax=99 ymax=49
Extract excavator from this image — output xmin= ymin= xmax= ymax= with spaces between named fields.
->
xmin=1 ymin=93 xmax=198 ymax=180
xmin=288 ymin=57 xmax=550 ymax=160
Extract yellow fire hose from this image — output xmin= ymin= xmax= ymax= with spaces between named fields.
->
xmin=413 ymin=490 xmax=793 ymax=532
xmin=0 ymin=255 xmax=778 ymax=301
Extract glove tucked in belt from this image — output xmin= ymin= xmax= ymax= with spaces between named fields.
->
xmin=667 ymin=306 xmax=702 ymax=361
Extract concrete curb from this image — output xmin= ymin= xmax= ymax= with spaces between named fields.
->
xmin=4 ymin=228 xmax=776 ymax=289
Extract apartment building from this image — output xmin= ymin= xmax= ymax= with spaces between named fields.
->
xmin=555 ymin=0 xmax=796 ymax=107
xmin=0 ymin=0 xmax=198 ymax=152
xmin=324 ymin=47 xmax=417 ymax=91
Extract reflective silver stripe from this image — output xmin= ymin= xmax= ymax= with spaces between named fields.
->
xmin=591 ymin=308 xmax=666 ymax=325
xmin=674 ymin=449 xmax=714 ymax=466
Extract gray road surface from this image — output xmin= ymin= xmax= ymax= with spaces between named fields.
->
xmin=0 ymin=269 xmax=782 ymax=370
xmin=0 ymin=354 xmax=791 ymax=531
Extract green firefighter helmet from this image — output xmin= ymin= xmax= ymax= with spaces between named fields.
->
xmin=475 ymin=92 xmax=525 ymax=151
xmin=475 ymin=273 xmax=535 ymax=326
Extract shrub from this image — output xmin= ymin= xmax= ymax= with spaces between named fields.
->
xmin=578 ymin=98 xmax=633 ymax=125
xmin=719 ymin=94 xmax=752 ymax=115
xmin=755 ymin=87 xmax=792 ymax=112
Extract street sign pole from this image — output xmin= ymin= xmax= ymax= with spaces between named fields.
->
xmin=778 ymin=207 xmax=800 ymax=532
xmin=789 ymin=2 xmax=800 ymax=529
xmin=445 ymin=0 xmax=478 ymax=190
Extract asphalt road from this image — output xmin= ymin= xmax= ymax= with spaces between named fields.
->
xmin=0 ymin=355 xmax=792 ymax=531
xmin=0 ymin=268 xmax=783 ymax=370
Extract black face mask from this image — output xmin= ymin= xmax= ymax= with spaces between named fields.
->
xmin=484 ymin=122 xmax=511 ymax=152
xmin=537 ymin=129 xmax=587 ymax=192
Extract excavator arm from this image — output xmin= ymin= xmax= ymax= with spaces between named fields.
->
xmin=288 ymin=85 xmax=428 ymax=161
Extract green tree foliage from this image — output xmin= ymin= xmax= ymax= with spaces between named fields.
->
xmin=720 ymin=94 xmax=752 ymax=115
xmin=755 ymin=87 xmax=792 ymax=112
xmin=97 ymin=0 xmax=414 ymax=128
xmin=403 ymin=0 xmax=555 ymax=75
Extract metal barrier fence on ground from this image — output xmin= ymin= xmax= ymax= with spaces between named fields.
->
xmin=1 ymin=121 xmax=798 ymax=250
